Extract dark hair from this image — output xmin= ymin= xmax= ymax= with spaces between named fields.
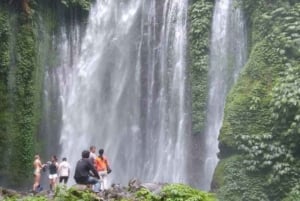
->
xmin=62 ymin=157 xmax=67 ymax=161
xmin=52 ymin=155 xmax=57 ymax=162
xmin=82 ymin=150 xmax=90 ymax=158
xmin=98 ymin=149 xmax=104 ymax=155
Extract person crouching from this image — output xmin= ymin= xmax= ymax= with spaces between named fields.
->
xmin=74 ymin=150 xmax=101 ymax=192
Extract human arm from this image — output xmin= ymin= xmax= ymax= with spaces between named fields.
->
xmin=88 ymin=160 xmax=100 ymax=179
xmin=105 ymin=157 xmax=112 ymax=174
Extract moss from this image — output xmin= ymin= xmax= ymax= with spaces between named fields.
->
xmin=219 ymin=40 xmax=275 ymax=151
xmin=188 ymin=0 xmax=213 ymax=134
xmin=160 ymin=183 xmax=216 ymax=201
xmin=0 ymin=0 xmax=91 ymax=187
xmin=60 ymin=0 xmax=92 ymax=11
xmin=217 ymin=2 xmax=300 ymax=200
xmin=215 ymin=155 xmax=269 ymax=201
xmin=8 ymin=16 xmax=40 ymax=185
xmin=0 ymin=4 xmax=10 ymax=174
xmin=282 ymin=184 xmax=300 ymax=201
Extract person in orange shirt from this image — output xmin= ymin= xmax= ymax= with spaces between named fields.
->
xmin=94 ymin=149 xmax=111 ymax=190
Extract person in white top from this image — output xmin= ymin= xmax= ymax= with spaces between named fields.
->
xmin=58 ymin=157 xmax=71 ymax=184
xmin=89 ymin=145 xmax=97 ymax=163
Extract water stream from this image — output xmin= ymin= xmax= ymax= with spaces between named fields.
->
xmin=45 ymin=0 xmax=190 ymax=186
xmin=199 ymin=0 xmax=247 ymax=190
xmin=42 ymin=0 xmax=247 ymax=189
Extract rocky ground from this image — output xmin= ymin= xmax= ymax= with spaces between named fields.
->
xmin=0 ymin=178 xmax=167 ymax=201
xmin=0 ymin=179 xmax=217 ymax=201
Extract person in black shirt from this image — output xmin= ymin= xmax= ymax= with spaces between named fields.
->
xmin=48 ymin=155 xmax=58 ymax=192
xmin=74 ymin=150 xmax=100 ymax=192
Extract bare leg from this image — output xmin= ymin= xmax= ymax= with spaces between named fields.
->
xmin=33 ymin=174 xmax=41 ymax=191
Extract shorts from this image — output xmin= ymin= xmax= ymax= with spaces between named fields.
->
xmin=49 ymin=174 xmax=58 ymax=179
xmin=59 ymin=176 xmax=69 ymax=184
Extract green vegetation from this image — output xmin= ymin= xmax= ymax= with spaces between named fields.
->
xmin=136 ymin=184 xmax=216 ymax=201
xmin=10 ymin=16 xmax=41 ymax=185
xmin=60 ymin=0 xmax=92 ymax=11
xmin=1 ymin=7 xmax=42 ymax=186
xmin=188 ymin=0 xmax=213 ymax=134
xmin=1 ymin=0 xmax=300 ymax=200
xmin=217 ymin=1 xmax=300 ymax=200
xmin=159 ymin=184 xmax=216 ymax=201
xmin=1 ymin=184 xmax=216 ymax=201
xmin=0 ymin=0 xmax=92 ymax=187
xmin=214 ymin=156 xmax=268 ymax=201
xmin=0 ymin=4 xmax=10 ymax=176
xmin=0 ymin=3 xmax=41 ymax=186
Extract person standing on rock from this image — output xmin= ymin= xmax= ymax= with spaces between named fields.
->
xmin=48 ymin=155 xmax=59 ymax=192
xmin=95 ymin=148 xmax=111 ymax=190
xmin=89 ymin=145 xmax=97 ymax=163
xmin=58 ymin=157 xmax=71 ymax=185
xmin=32 ymin=154 xmax=45 ymax=192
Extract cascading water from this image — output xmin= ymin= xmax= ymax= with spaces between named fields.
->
xmin=200 ymin=0 xmax=247 ymax=190
xmin=48 ymin=0 xmax=190 ymax=186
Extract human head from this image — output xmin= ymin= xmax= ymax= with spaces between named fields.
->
xmin=98 ymin=149 xmax=104 ymax=156
xmin=51 ymin=155 xmax=57 ymax=162
xmin=62 ymin=157 xmax=67 ymax=161
xmin=82 ymin=150 xmax=90 ymax=158
xmin=34 ymin=154 xmax=40 ymax=160
xmin=90 ymin=145 xmax=96 ymax=153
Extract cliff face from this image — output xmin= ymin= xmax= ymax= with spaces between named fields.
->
xmin=1 ymin=1 xmax=300 ymax=200
xmin=0 ymin=0 xmax=90 ymax=188
xmin=215 ymin=1 xmax=300 ymax=200
xmin=0 ymin=2 xmax=41 ymax=187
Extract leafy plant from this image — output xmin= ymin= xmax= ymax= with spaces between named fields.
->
xmin=218 ymin=2 xmax=300 ymax=200
xmin=161 ymin=184 xmax=216 ymax=201
xmin=188 ymin=0 xmax=213 ymax=133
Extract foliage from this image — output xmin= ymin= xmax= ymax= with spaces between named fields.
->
xmin=282 ymin=184 xmax=300 ymax=201
xmin=219 ymin=40 xmax=275 ymax=152
xmin=54 ymin=185 xmax=99 ymax=201
xmin=135 ymin=188 xmax=161 ymax=201
xmin=8 ymin=17 xmax=40 ymax=186
xmin=216 ymin=156 xmax=269 ymax=201
xmin=188 ymin=0 xmax=213 ymax=134
xmin=218 ymin=2 xmax=300 ymax=200
xmin=0 ymin=0 xmax=91 ymax=188
xmin=3 ymin=196 xmax=48 ymax=201
xmin=0 ymin=4 xmax=10 ymax=174
xmin=1 ymin=184 xmax=216 ymax=201
xmin=135 ymin=184 xmax=217 ymax=201
xmin=60 ymin=0 xmax=92 ymax=11
xmin=0 ymin=3 xmax=44 ymax=186
xmin=160 ymin=184 xmax=216 ymax=201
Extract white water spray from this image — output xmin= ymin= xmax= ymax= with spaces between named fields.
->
xmin=200 ymin=0 xmax=247 ymax=190
xmin=50 ymin=0 xmax=190 ymax=186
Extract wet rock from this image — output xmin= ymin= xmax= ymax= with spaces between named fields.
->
xmin=0 ymin=187 xmax=21 ymax=198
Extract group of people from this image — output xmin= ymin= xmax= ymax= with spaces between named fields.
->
xmin=74 ymin=146 xmax=111 ymax=193
xmin=32 ymin=146 xmax=111 ymax=193
xmin=33 ymin=154 xmax=71 ymax=192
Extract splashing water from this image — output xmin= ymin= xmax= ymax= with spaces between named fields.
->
xmin=46 ymin=0 xmax=191 ymax=186
xmin=200 ymin=0 xmax=247 ymax=190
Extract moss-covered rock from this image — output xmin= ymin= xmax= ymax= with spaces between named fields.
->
xmin=188 ymin=0 xmax=213 ymax=134
xmin=214 ymin=155 xmax=269 ymax=201
xmin=0 ymin=183 xmax=217 ymax=201
xmin=216 ymin=2 xmax=300 ymax=200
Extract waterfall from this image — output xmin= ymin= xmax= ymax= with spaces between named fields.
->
xmin=200 ymin=0 xmax=247 ymax=190
xmin=46 ymin=0 xmax=190 ymax=186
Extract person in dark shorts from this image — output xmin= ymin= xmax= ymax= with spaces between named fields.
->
xmin=58 ymin=157 xmax=70 ymax=184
